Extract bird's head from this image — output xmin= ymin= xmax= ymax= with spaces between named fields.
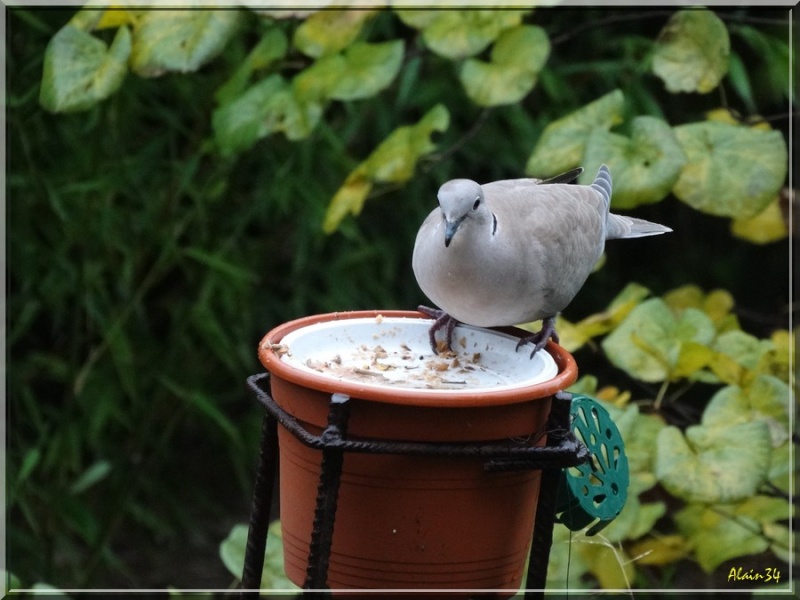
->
xmin=437 ymin=179 xmax=488 ymax=247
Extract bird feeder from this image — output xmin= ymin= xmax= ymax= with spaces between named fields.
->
xmin=240 ymin=310 xmax=628 ymax=598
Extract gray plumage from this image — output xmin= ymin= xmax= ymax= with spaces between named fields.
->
xmin=412 ymin=164 xmax=671 ymax=352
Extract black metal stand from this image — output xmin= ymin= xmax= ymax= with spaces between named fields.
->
xmin=240 ymin=373 xmax=588 ymax=598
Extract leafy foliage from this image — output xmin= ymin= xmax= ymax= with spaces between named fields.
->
xmin=323 ymin=104 xmax=450 ymax=233
xmin=219 ymin=522 xmax=298 ymax=591
xmin=526 ymin=89 xmax=625 ymax=178
xmin=672 ymin=119 xmax=787 ymax=217
xmin=39 ymin=13 xmax=131 ymax=112
xmin=651 ymin=9 xmax=730 ymax=94
xmin=459 ymin=25 xmax=550 ymax=106
xmin=10 ymin=4 xmax=792 ymax=593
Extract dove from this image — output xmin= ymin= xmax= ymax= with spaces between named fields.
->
xmin=412 ymin=164 xmax=672 ymax=357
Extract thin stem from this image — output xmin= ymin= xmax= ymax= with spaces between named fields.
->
xmin=550 ymin=10 xmax=675 ymax=45
xmin=423 ymin=107 xmax=493 ymax=168
xmin=653 ymin=378 xmax=671 ymax=411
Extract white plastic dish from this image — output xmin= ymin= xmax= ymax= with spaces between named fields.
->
xmin=274 ymin=316 xmax=558 ymax=395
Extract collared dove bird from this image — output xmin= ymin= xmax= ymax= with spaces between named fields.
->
xmin=412 ymin=164 xmax=672 ymax=357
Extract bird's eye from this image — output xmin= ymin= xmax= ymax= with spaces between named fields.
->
xmin=472 ymin=197 xmax=481 ymax=210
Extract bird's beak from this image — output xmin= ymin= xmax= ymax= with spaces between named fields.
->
xmin=444 ymin=218 xmax=462 ymax=247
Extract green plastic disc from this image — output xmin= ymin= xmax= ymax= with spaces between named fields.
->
xmin=555 ymin=394 xmax=629 ymax=535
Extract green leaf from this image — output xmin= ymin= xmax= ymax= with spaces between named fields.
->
xmin=331 ymin=40 xmax=404 ymax=101
xmin=546 ymin=525 xmax=592 ymax=589
xmin=730 ymin=23 xmax=791 ymax=104
xmin=106 ymin=321 xmax=138 ymax=401
xmin=40 ymin=23 xmax=131 ymax=113
xmin=16 ymin=448 xmax=42 ymax=485
xmin=672 ymin=120 xmax=787 ymax=218
xmin=69 ymin=460 xmax=112 ymax=495
xmin=459 ymin=25 xmax=549 ymax=107
xmin=293 ymin=9 xmax=376 ymax=58
xmin=292 ymin=55 xmax=347 ymax=102
xmin=624 ymin=502 xmax=667 ymax=541
xmin=602 ymin=494 xmax=666 ymax=544
xmin=590 ymin=405 xmax=667 ymax=547
xmin=727 ymin=51 xmax=757 ymax=114
xmin=579 ymin=116 xmax=686 ymax=208
xmin=767 ymin=442 xmax=792 ymax=494
xmin=556 ymin=282 xmax=651 ymax=352
xmin=67 ymin=8 xmax=105 ymax=30
xmin=183 ymin=247 xmax=259 ymax=283
xmin=525 ymin=89 xmax=625 ymax=177
xmin=212 ymin=74 xmax=323 ymax=153
xmin=702 ymin=375 xmax=790 ymax=447
xmin=323 ymin=104 xmax=450 ymax=233
xmin=675 ymin=496 xmax=790 ymax=572
xmin=710 ymin=330 xmax=775 ymax=382
xmin=603 ymin=402 xmax=665 ymax=495
xmin=601 ymin=298 xmax=715 ymax=382
xmin=652 ymin=9 xmax=730 ymax=94
xmin=130 ymin=10 xmax=241 ymax=77
xmin=215 ymin=27 xmax=288 ymax=105
xmin=655 ymin=421 xmax=772 ymax=503
xmin=294 ymin=40 xmax=403 ymax=102
xmin=159 ymin=376 xmax=240 ymax=442
xmin=396 ymin=9 xmax=528 ymax=60
xmin=763 ymin=521 xmax=793 ymax=565
xmin=362 ymin=103 xmax=450 ymax=182
xmin=220 ymin=522 xmax=299 ymax=590
xmin=60 ymin=491 xmax=103 ymax=544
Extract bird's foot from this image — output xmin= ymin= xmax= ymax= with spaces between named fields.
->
xmin=417 ymin=305 xmax=459 ymax=354
xmin=516 ymin=316 xmax=559 ymax=359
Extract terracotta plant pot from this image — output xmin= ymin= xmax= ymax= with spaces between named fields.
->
xmin=258 ymin=310 xmax=578 ymax=596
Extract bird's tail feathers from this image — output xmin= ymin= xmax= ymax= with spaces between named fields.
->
xmin=606 ymin=214 xmax=672 ymax=239
xmin=591 ymin=164 xmax=613 ymax=209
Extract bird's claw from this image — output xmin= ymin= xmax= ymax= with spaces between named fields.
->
xmin=417 ymin=305 xmax=459 ymax=354
xmin=516 ymin=317 xmax=558 ymax=359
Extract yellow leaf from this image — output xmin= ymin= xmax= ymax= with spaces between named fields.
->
xmin=731 ymin=196 xmax=788 ymax=244
xmin=664 ymin=285 xmax=738 ymax=332
xmin=97 ymin=8 xmax=138 ymax=30
xmin=630 ymin=534 xmax=692 ymax=565
xmin=709 ymin=350 xmax=745 ymax=386
xmin=578 ymin=539 xmax=635 ymax=590
xmin=705 ymin=107 xmax=739 ymax=125
xmin=293 ymin=9 xmax=376 ymax=58
xmin=755 ymin=329 xmax=792 ymax=382
xmin=663 ymin=284 xmax=704 ymax=311
xmin=322 ymin=171 xmax=372 ymax=234
xmin=561 ymin=282 xmax=650 ymax=346
xmin=703 ymin=289 xmax=735 ymax=326
xmin=596 ymin=386 xmax=631 ymax=407
xmin=673 ymin=341 xmax=714 ymax=379
xmin=706 ymin=108 xmax=773 ymax=131
xmin=322 ymin=105 xmax=449 ymax=233
xmin=551 ymin=316 xmax=589 ymax=352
